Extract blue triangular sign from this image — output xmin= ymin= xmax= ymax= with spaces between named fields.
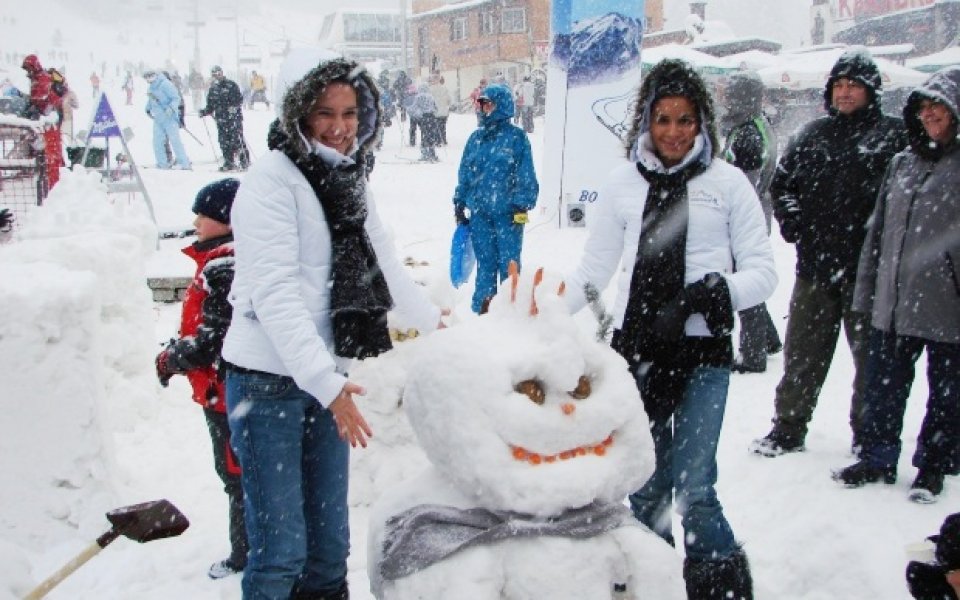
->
xmin=88 ymin=93 xmax=122 ymax=138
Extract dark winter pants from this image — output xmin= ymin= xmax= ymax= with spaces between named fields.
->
xmin=408 ymin=116 xmax=419 ymax=146
xmin=216 ymin=115 xmax=247 ymax=168
xmin=419 ymin=114 xmax=438 ymax=161
xmin=859 ymin=328 xmax=960 ymax=474
xmin=771 ymin=275 xmax=870 ymax=444
xmin=737 ymin=302 xmax=781 ymax=368
xmin=203 ymin=407 xmax=248 ymax=568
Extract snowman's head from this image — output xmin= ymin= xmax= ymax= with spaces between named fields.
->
xmin=404 ymin=267 xmax=655 ymax=517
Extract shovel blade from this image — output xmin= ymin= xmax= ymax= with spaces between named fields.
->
xmin=105 ymin=499 xmax=189 ymax=543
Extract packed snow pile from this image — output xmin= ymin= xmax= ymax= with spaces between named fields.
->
xmin=0 ymin=168 xmax=158 ymax=598
xmin=367 ymin=267 xmax=684 ymax=599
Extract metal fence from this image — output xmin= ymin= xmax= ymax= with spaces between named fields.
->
xmin=0 ymin=122 xmax=47 ymax=230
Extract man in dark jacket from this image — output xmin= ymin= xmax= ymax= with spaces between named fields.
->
xmin=721 ymin=71 xmax=783 ymax=374
xmin=833 ymin=66 xmax=960 ymax=502
xmin=750 ymin=49 xmax=908 ymax=457
xmin=199 ymin=66 xmax=248 ymax=171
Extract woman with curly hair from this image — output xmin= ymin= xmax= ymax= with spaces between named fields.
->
xmin=564 ymin=59 xmax=776 ymax=599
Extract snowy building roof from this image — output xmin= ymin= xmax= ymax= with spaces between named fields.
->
xmin=410 ymin=0 xmax=494 ymax=20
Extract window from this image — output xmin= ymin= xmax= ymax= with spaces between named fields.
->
xmin=479 ymin=12 xmax=496 ymax=36
xmin=501 ymin=7 xmax=526 ymax=33
xmin=451 ymin=16 xmax=468 ymax=41
xmin=343 ymin=13 xmax=403 ymax=43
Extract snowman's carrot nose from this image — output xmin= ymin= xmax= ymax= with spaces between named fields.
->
xmin=561 ymin=403 xmax=576 ymax=415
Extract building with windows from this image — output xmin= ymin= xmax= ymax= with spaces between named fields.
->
xmin=409 ymin=0 xmax=550 ymax=104
xmin=317 ymin=9 xmax=406 ymax=64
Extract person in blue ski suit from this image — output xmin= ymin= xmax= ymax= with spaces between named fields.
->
xmin=144 ymin=69 xmax=191 ymax=169
xmin=452 ymin=83 xmax=538 ymax=313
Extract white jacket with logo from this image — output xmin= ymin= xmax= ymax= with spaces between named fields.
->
xmin=565 ymin=135 xmax=777 ymax=336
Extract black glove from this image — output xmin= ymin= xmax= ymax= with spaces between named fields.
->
xmin=906 ymin=561 xmax=955 ymax=599
xmin=454 ymin=205 xmax=469 ymax=225
xmin=0 ymin=208 xmax=14 ymax=231
xmin=779 ymin=219 xmax=800 ymax=244
xmin=684 ymin=272 xmax=734 ymax=337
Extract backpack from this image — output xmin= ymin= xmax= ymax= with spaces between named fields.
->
xmin=48 ymin=68 xmax=68 ymax=98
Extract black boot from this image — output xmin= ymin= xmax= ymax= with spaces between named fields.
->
xmin=683 ymin=548 xmax=753 ymax=600
xmin=290 ymin=580 xmax=349 ymax=600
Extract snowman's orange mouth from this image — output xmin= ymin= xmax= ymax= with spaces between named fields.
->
xmin=510 ymin=435 xmax=614 ymax=465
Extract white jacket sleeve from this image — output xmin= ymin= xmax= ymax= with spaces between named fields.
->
xmin=232 ymin=181 xmax=346 ymax=407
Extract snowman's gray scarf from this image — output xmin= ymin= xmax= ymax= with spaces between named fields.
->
xmin=268 ymin=120 xmax=393 ymax=359
xmin=377 ymin=501 xmax=634 ymax=591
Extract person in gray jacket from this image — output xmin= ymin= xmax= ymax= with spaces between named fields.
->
xmin=833 ymin=66 xmax=960 ymax=504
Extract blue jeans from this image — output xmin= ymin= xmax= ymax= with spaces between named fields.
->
xmin=469 ymin=212 xmax=524 ymax=313
xmin=629 ymin=366 xmax=737 ymax=561
xmin=226 ymin=370 xmax=349 ymax=600
xmin=859 ymin=328 xmax=960 ymax=473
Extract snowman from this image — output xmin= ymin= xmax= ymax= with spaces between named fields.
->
xmin=368 ymin=266 xmax=684 ymax=599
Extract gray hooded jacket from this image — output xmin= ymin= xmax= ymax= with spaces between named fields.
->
xmin=853 ymin=66 xmax=960 ymax=343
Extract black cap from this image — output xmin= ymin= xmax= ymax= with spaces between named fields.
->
xmin=211 ymin=65 xmax=223 ymax=75
xmin=192 ymin=178 xmax=240 ymax=225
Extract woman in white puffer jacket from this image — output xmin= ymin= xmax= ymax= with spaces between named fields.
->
xmin=565 ymin=59 xmax=776 ymax=599
xmin=222 ymin=49 xmax=444 ymax=600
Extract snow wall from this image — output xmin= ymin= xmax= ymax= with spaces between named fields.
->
xmin=0 ymin=168 xmax=157 ymax=597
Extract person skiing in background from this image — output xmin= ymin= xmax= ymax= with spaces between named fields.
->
xmin=200 ymin=66 xmax=248 ymax=171
xmin=407 ymin=83 xmax=438 ymax=162
xmin=248 ymin=70 xmax=269 ymax=108
xmin=519 ymin=75 xmax=536 ymax=133
xmin=720 ymin=71 xmax=782 ymax=374
xmin=89 ymin=71 xmax=100 ymax=98
xmin=187 ymin=67 xmax=205 ymax=111
xmin=749 ymin=48 xmax=908 ymax=458
xmin=429 ymin=74 xmax=451 ymax=145
xmin=123 ymin=70 xmax=135 ymax=105
xmin=144 ymin=68 xmax=191 ymax=170
xmin=452 ymin=83 xmax=539 ymax=314
xmin=21 ymin=53 xmax=64 ymax=187
xmin=155 ymin=178 xmax=248 ymax=580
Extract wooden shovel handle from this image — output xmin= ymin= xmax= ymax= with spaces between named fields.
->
xmin=23 ymin=539 xmax=105 ymax=600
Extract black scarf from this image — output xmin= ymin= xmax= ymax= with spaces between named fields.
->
xmin=611 ymin=158 xmax=706 ymax=420
xmin=268 ymin=121 xmax=394 ymax=359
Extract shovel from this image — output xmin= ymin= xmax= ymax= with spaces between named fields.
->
xmin=24 ymin=499 xmax=190 ymax=600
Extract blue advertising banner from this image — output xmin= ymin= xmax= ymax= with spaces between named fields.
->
xmin=541 ymin=0 xmax=645 ymax=228
xmin=87 ymin=93 xmax=122 ymax=139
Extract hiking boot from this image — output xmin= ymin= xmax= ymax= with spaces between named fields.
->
xmin=766 ymin=341 xmax=783 ymax=355
xmin=207 ymin=558 xmax=244 ymax=579
xmin=909 ymin=468 xmax=945 ymax=504
xmin=831 ymin=460 xmax=897 ymax=487
xmin=749 ymin=428 xmax=805 ymax=457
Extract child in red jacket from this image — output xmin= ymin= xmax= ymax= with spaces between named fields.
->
xmin=156 ymin=178 xmax=247 ymax=579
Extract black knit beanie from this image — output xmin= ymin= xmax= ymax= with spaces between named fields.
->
xmin=936 ymin=513 xmax=960 ymax=570
xmin=823 ymin=48 xmax=882 ymax=111
xmin=192 ymin=178 xmax=240 ymax=225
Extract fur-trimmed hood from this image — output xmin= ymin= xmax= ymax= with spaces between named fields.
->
xmin=903 ymin=66 xmax=960 ymax=159
xmin=624 ymin=59 xmax=719 ymax=165
xmin=275 ymin=51 xmax=381 ymax=161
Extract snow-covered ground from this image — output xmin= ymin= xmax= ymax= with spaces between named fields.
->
xmin=0 ymin=75 xmax=956 ymax=600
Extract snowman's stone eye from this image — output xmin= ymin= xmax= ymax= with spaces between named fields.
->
xmin=515 ymin=379 xmax=545 ymax=405
xmin=568 ymin=375 xmax=591 ymax=400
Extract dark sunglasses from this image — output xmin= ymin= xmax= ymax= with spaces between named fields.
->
xmin=477 ymin=98 xmax=493 ymax=106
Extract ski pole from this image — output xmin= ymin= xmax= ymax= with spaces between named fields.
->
xmin=200 ymin=117 xmax=221 ymax=163
xmin=180 ymin=125 xmax=204 ymax=146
